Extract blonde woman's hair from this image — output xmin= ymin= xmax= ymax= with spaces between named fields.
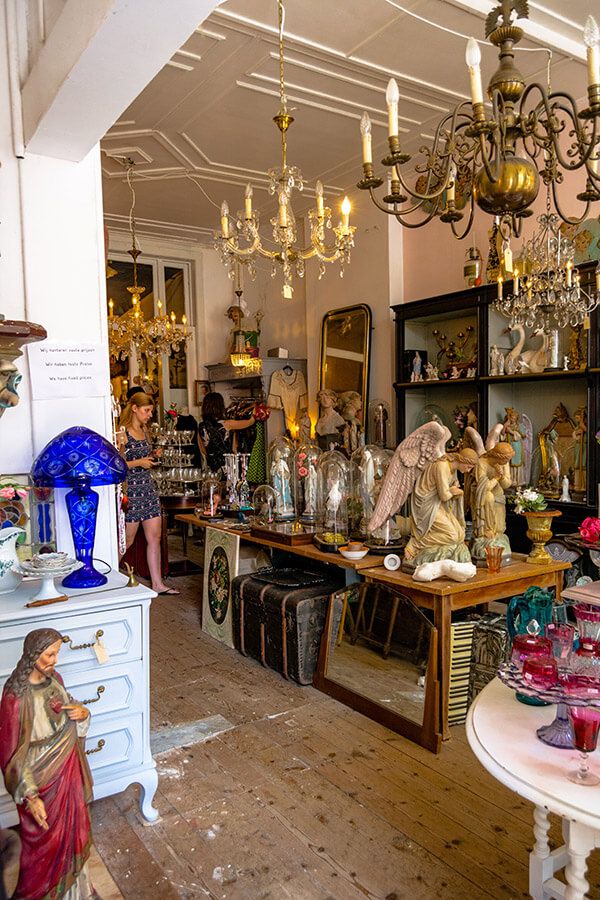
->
xmin=119 ymin=391 xmax=154 ymax=431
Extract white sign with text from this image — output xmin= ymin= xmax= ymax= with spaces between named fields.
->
xmin=28 ymin=342 xmax=108 ymax=399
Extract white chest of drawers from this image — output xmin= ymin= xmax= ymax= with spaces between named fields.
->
xmin=0 ymin=572 xmax=158 ymax=825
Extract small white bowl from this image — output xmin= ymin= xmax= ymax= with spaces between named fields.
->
xmin=338 ymin=545 xmax=369 ymax=560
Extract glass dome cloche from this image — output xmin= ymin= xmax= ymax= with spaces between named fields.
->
xmin=196 ymin=474 xmax=223 ymax=520
xmin=350 ymin=444 xmax=403 ymax=548
xmin=314 ymin=449 xmax=350 ymax=551
xmin=293 ymin=441 xmax=321 ymax=525
xmin=267 ymin=436 xmax=295 ymax=522
xmin=251 ymin=484 xmax=278 ymax=525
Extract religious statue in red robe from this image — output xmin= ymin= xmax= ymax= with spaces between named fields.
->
xmin=0 ymin=628 xmax=100 ymax=900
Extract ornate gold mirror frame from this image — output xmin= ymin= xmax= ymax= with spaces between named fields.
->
xmin=319 ymin=303 xmax=372 ymax=419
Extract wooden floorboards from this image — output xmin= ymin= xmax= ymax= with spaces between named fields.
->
xmin=91 ymin=565 xmax=600 ymax=899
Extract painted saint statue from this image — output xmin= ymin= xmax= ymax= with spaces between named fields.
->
xmin=0 ymin=628 xmax=99 ymax=900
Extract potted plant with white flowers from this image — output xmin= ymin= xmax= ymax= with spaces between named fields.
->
xmin=510 ymin=487 xmax=561 ymax=565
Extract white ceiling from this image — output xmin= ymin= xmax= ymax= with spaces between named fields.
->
xmin=101 ymin=0 xmax=594 ymax=246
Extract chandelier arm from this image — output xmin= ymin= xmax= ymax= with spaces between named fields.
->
xmin=450 ymin=192 xmax=476 ymax=241
xmin=366 ymin=185 xmax=431 ymax=219
xmin=521 ymin=84 xmax=597 ymax=172
xmin=550 ymin=178 xmax=591 ymax=226
xmin=476 ymin=129 xmax=501 ymax=185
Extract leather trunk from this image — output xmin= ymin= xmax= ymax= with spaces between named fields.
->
xmin=232 ymin=573 xmax=344 ymax=684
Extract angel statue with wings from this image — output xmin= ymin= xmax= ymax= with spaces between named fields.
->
xmin=463 ymin=425 xmax=515 ymax=562
xmin=368 ymin=422 xmax=478 ymax=568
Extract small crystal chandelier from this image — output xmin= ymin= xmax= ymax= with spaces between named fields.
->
xmin=215 ymin=0 xmax=356 ymax=299
xmin=108 ymin=164 xmax=190 ymax=363
xmin=494 ymin=189 xmax=600 ymax=331
xmin=357 ymin=1 xmax=600 ymax=240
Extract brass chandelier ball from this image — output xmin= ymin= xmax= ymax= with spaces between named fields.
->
xmin=474 ymin=155 xmax=539 ymax=216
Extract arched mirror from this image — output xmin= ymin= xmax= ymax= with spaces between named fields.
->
xmin=319 ymin=304 xmax=372 ymax=425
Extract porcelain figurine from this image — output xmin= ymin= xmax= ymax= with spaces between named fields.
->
xmin=0 ymin=628 xmax=98 ymax=900
xmin=424 ymin=362 xmax=439 ymax=381
xmin=468 ymin=435 xmax=515 ymax=562
xmin=368 ymin=421 xmax=478 ymax=567
xmin=489 ymin=345 xmax=500 ymax=376
xmin=560 ymin=475 xmax=571 ymax=502
xmin=563 ymin=355 xmax=570 ymax=371
xmin=500 ymin=407 xmax=532 ymax=487
xmin=0 ymin=526 xmax=25 ymax=594
xmin=413 ymin=559 xmax=477 ymax=582
xmin=572 ymin=406 xmax=587 ymax=494
xmin=449 ymin=365 xmax=460 ymax=379
xmin=410 ymin=351 xmax=423 ymax=382
xmin=315 ymin=389 xmax=345 ymax=451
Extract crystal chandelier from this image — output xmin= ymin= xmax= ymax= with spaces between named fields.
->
xmin=215 ymin=0 xmax=356 ymax=299
xmin=107 ymin=165 xmax=190 ymax=363
xmin=357 ymin=1 xmax=600 ymax=240
xmin=494 ymin=194 xmax=600 ymax=330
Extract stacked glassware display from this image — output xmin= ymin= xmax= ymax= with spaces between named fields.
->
xmin=149 ymin=425 xmax=203 ymax=496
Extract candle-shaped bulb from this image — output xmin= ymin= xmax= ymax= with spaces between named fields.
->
xmin=341 ymin=196 xmax=351 ymax=231
xmin=514 ymin=267 xmax=520 ymax=294
xmin=182 ymin=314 xmax=187 ymax=326
xmin=584 ymin=16 xmax=600 ymax=48
xmin=316 ymin=179 xmax=324 ymax=217
xmin=244 ymin=183 xmax=253 ymax=220
xmin=278 ymin=190 xmax=288 ymax=227
xmin=360 ymin=111 xmax=372 ymax=164
xmin=385 ymin=77 xmax=400 ymax=138
xmin=566 ymin=259 xmax=573 ymax=287
xmin=497 ymin=275 xmax=503 ymax=300
xmin=584 ymin=16 xmax=600 ymax=86
xmin=220 ymin=201 xmax=229 ymax=237
xmin=170 ymin=311 xmax=176 ymax=323
xmin=108 ymin=298 xmax=114 ymax=317
xmin=446 ymin=162 xmax=456 ymax=203
xmin=465 ymin=37 xmax=484 ymax=106
xmin=596 ymin=262 xmax=600 ymax=291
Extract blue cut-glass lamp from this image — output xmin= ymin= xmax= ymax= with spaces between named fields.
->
xmin=31 ymin=426 xmax=127 ymax=589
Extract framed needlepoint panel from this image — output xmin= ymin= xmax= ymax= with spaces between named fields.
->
xmin=202 ymin=527 xmax=240 ymax=648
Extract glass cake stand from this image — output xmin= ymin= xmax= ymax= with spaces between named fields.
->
xmin=19 ymin=558 xmax=83 ymax=606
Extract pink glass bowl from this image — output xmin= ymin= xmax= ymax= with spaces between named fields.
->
xmin=511 ymin=634 xmax=553 ymax=670
xmin=522 ymin=655 xmax=558 ymax=689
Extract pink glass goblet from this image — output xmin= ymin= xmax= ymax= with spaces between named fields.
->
xmin=544 ymin=623 xmax=575 ymax=664
xmin=567 ymin=706 xmax=600 ymax=786
xmin=522 ymin=655 xmax=558 ymax=690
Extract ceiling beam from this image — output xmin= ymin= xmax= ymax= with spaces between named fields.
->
xmin=21 ymin=0 xmax=225 ymax=162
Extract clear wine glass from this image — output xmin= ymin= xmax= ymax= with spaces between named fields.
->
xmin=567 ymin=706 xmax=600 ymax=785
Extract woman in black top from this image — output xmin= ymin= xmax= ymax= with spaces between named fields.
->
xmin=198 ymin=392 xmax=255 ymax=473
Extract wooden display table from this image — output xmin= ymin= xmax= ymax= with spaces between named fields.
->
xmin=362 ymin=555 xmax=570 ymax=739
xmin=175 ymin=513 xmax=384 ymax=581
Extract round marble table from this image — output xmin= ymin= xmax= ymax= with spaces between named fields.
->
xmin=467 ymin=678 xmax=600 ymax=900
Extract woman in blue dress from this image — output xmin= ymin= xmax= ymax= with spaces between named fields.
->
xmin=118 ymin=392 xmax=178 ymax=595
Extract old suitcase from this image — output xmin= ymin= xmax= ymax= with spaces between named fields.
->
xmin=231 ymin=571 xmax=344 ymax=684
xmin=467 ymin=611 xmax=510 ymax=707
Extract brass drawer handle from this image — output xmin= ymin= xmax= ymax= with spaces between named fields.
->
xmin=85 ymin=739 xmax=106 ymax=756
xmin=81 ymin=686 xmax=105 ymax=705
xmin=62 ymin=629 xmax=104 ymax=651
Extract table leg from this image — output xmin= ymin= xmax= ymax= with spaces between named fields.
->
xmin=529 ymin=806 xmax=551 ymax=900
xmin=181 ymin=520 xmax=188 ymax=557
xmin=565 ymin=819 xmax=594 ymax=900
xmin=433 ymin=596 xmax=451 ymax=740
xmin=382 ymin=596 xmax=401 ymax=659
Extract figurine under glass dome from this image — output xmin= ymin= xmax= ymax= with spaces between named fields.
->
xmin=251 ymin=484 xmax=277 ymax=525
xmin=267 ymin=436 xmax=295 ymax=521
xmin=293 ymin=441 xmax=321 ymax=524
xmin=351 ymin=444 xmax=403 ymax=547
xmin=197 ymin=474 xmax=222 ymax=519
xmin=314 ymin=449 xmax=350 ymax=551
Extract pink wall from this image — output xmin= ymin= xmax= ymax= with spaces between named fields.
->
xmin=402 ymin=156 xmax=591 ymax=302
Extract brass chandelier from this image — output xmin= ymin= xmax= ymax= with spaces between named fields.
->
xmin=215 ymin=0 xmax=356 ymax=298
xmin=357 ymin=0 xmax=600 ymax=240
xmin=108 ymin=164 xmax=190 ymax=363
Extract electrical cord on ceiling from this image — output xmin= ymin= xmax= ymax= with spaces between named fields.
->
xmin=380 ymin=0 xmax=553 ymax=56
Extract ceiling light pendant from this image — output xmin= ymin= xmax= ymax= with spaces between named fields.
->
xmin=357 ymin=1 xmax=600 ymax=240
xmin=215 ymin=0 xmax=356 ymax=298
xmin=108 ymin=163 xmax=190 ymax=362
